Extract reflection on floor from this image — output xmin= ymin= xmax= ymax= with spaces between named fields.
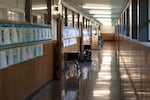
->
xmin=29 ymin=41 xmax=120 ymax=100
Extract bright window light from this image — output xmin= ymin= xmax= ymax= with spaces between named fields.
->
xmin=93 ymin=15 xmax=111 ymax=18
xmin=67 ymin=15 xmax=72 ymax=18
xmin=101 ymin=22 xmax=112 ymax=26
xmin=82 ymin=4 xmax=111 ymax=9
xmin=89 ymin=10 xmax=111 ymax=14
xmin=32 ymin=6 xmax=47 ymax=10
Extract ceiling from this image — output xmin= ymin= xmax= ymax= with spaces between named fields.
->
xmin=31 ymin=0 xmax=126 ymax=26
xmin=63 ymin=0 xmax=126 ymax=25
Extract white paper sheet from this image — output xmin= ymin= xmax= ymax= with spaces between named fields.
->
xmin=22 ymin=28 xmax=27 ymax=42
xmin=4 ymin=28 xmax=11 ymax=44
xmin=14 ymin=48 xmax=21 ymax=63
xmin=7 ymin=49 xmax=14 ymax=66
xmin=0 ymin=27 xmax=4 ymax=45
xmin=0 ymin=51 xmax=7 ymax=68
xmin=30 ymin=28 xmax=34 ymax=41
xmin=22 ymin=47 xmax=27 ymax=61
xmin=27 ymin=46 xmax=34 ymax=59
xmin=11 ymin=28 xmax=19 ymax=43
xmin=16 ymin=28 xmax=23 ymax=42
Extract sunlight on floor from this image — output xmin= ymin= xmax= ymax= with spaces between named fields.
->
xmin=93 ymin=90 xmax=110 ymax=97
xmin=93 ymin=50 xmax=113 ymax=98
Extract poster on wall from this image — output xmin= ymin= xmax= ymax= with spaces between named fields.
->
xmin=13 ymin=48 xmax=18 ymax=64
xmin=83 ymin=29 xmax=90 ymax=41
xmin=22 ymin=47 xmax=27 ymax=61
xmin=11 ymin=28 xmax=19 ymax=43
xmin=16 ymin=48 xmax=21 ymax=63
xmin=16 ymin=28 xmax=23 ymax=42
xmin=46 ymin=28 xmax=51 ymax=39
xmin=0 ymin=43 xmax=43 ymax=69
xmin=0 ymin=27 xmax=4 ymax=45
xmin=0 ymin=51 xmax=7 ymax=68
xmin=63 ymin=27 xmax=80 ymax=39
xmin=30 ymin=28 xmax=34 ymax=42
xmin=92 ymin=25 xmax=97 ymax=36
xmin=7 ymin=49 xmax=14 ymax=66
xmin=28 ymin=46 xmax=34 ymax=59
xmin=4 ymin=28 xmax=11 ymax=44
xmin=22 ymin=28 xmax=27 ymax=42
xmin=39 ymin=28 xmax=42 ymax=40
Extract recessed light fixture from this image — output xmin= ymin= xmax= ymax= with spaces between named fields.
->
xmin=89 ymin=10 xmax=111 ymax=14
xmin=32 ymin=6 xmax=47 ymax=10
xmin=82 ymin=4 xmax=111 ymax=9
xmin=93 ymin=15 xmax=112 ymax=18
xmin=96 ymin=18 xmax=111 ymax=22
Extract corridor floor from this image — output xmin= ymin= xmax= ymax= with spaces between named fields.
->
xmin=79 ymin=41 xmax=120 ymax=100
xmin=29 ymin=41 xmax=121 ymax=100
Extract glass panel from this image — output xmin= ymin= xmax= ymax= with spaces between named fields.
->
xmin=74 ymin=13 xmax=78 ymax=28
xmin=62 ymin=5 xmax=66 ymax=26
xmin=32 ymin=0 xmax=47 ymax=24
xmin=68 ymin=9 xmax=73 ymax=27
xmin=0 ymin=0 xmax=25 ymax=21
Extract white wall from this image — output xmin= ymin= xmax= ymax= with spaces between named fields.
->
xmin=100 ymin=25 xmax=115 ymax=34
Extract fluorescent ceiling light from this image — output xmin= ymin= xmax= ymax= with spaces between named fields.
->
xmin=93 ymin=15 xmax=111 ymax=18
xmin=32 ymin=6 xmax=47 ymax=10
xmin=97 ymin=18 xmax=111 ymax=22
xmin=89 ymin=10 xmax=111 ymax=14
xmin=83 ymin=6 xmax=111 ymax=9
xmin=97 ymin=20 xmax=111 ymax=22
xmin=83 ymin=4 xmax=111 ymax=9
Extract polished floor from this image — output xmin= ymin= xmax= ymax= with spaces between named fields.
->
xmin=28 ymin=41 xmax=121 ymax=100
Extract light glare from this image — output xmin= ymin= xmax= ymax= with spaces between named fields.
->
xmin=32 ymin=7 xmax=47 ymax=10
